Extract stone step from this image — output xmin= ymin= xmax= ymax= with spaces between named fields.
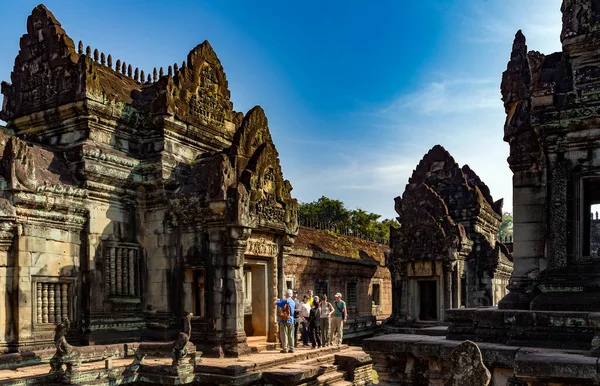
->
xmin=250 ymin=344 xmax=267 ymax=353
xmin=298 ymin=353 xmax=337 ymax=367
xmin=196 ymin=345 xmax=351 ymax=376
xmin=316 ymin=369 xmax=346 ymax=385
xmin=328 ymin=381 xmax=353 ymax=386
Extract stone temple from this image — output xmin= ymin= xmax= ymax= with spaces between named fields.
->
xmin=0 ymin=4 xmax=300 ymax=357
xmin=0 ymin=8 xmax=393 ymax=385
xmin=387 ymin=145 xmax=512 ymax=328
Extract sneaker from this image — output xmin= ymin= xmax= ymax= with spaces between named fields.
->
xmin=288 ymin=349 xmax=294 ymax=353
xmin=280 ymin=349 xmax=287 ymax=353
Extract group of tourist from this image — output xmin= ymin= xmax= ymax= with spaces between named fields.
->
xmin=274 ymin=289 xmax=347 ymax=353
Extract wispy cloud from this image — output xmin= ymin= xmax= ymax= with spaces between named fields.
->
xmin=308 ymin=0 xmax=563 ymax=217
xmin=382 ymin=78 xmax=499 ymax=116
xmin=464 ymin=0 xmax=562 ymax=54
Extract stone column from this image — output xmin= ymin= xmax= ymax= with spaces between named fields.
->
xmin=498 ymin=167 xmax=547 ymax=310
xmin=444 ymin=263 xmax=453 ymax=316
xmin=452 ymin=267 xmax=459 ymax=308
xmin=222 ymin=226 xmax=251 ymax=357
xmin=206 ymin=228 xmax=225 ymax=357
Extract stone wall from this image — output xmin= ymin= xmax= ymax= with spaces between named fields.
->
xmin=286 ymin=227 xmax=391 ymax=319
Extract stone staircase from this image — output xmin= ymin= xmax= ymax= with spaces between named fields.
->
xmin=195 ymin=344 xmax=372 ymax=385
xmin=247 ymin=336 xmax=278 ymax=353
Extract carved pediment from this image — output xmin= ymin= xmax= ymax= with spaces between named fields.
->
xmin=1 ymin=5 xmax=83 ymax=121
xmin=229 ymin=106 xmax=298 ymax=234
xmin=392 ymin=183 xmax=465 ymax=264
xmin=153 ymin=41 xmax=236 ymax=136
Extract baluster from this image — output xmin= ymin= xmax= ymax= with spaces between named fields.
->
xmin=48 ymin=284 xmax=55 ymax=324
xmin=62 ymin=283 xmax=68 ymax=321
xmin=116 ymin=248 xmax=122 ymax=295
xmin=37 ymin=283 xmax=42 ymax=324
xmin=105 ymin=248 xmax=111 ymax=295
xmin=129 ymin=249 xmax=135 ymax=296
xmin=122 ymin=249 xmax=128 ymax=296
xmin=54 ymin=283 xmax=61 ymax=323
xmin=42 ymin=284 xmax=49 ymax=323
xmin=110 ymin=247 xmax=116 ymax=295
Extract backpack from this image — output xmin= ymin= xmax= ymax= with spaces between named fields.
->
xmin=278 ymin=300 xmax=291 ymax=321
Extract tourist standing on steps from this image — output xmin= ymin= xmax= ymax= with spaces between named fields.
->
xmin=320 ymin=295 xmax=334 ymax=346
xmin=274 ymin=289 xmax=295 ymax=353
xmin=292 ymin=291 xmax=301 ymax=345
xmin=309 ymin=296 xmax=322 ymax=349
xmin=300 ymin=295 xmax=311 ymax=347
xmin=330 ymin=292 xmax=347 ymax=346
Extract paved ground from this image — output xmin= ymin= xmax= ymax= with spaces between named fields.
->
xmin=0 ymin=344 xmax=339 ymax=382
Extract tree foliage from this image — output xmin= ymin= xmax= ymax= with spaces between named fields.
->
xmin=298 ymin=196 xmax=399 ymax=242
xmin=498 ymin=212 xmax=513 ymax=241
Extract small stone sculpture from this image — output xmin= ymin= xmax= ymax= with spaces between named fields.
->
xmin=450 ymin=340 xmax=491 ymax=386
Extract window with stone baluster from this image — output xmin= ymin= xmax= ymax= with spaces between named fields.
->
xmin=103 ymin=242 xmax=141 ymax=298
xmin=33 ymin=277 xmax=75 ymax=327
xmin=346 ymin=280 xmax=358 ymax=313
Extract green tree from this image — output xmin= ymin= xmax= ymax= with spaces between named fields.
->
xmin=298 ymin=196 xmax=400 ymax=243
xmin=498 ymin=212 xmax=513 ymax=241
xmin=298 ymin=196 xmax=350 ymax=226
xmin=378 ymin=218 xmax=400 ymax=241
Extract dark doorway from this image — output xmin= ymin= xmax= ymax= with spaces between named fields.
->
xmin=418 ymin=280 xmax=437 ymax=321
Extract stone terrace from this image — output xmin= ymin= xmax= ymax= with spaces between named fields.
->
xmin=0 ymin=344 xmax=373 ymax=385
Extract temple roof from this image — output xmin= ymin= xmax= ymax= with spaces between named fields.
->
xmin=293 ymin=226 xmax=388 ymax=264
xmin=405 ymin=144 xmax=502 ymax=217
xmin=1 ymin=5 xmax=237 ymax=138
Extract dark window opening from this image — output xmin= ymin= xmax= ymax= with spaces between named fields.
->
xmin=346 ymin=281 xmax=358 ymax=309
xmin=372 ymin=283 xmax=381 ymax=306
xmin=583 ymin=179 xmax=600 ymax=257
xmin=286 ymin=280 xmax=294 ymax=290
xmin=419 ymin=280 xmax=438 ymax=321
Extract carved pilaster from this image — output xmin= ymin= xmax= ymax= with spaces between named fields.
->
xmin=116 ymin=248 xmax=122 ymax=295
xmin=222 ymin=227 xmax=251 ymax=357
xmin=444 ymin=263 xmax=453 ymax=314
xmin=128 ymin=250 xmax=135 ymax=296
xmin=548 ymin=155 xmax=569 ymax=270
xmin=110 ymin=247 xmax=116 ymax=295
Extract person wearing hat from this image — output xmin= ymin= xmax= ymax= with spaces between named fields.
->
xmin=330 ymin=292 xmax=347 ymax=346
xmin=274 ymin=289 xmax=296 ymax=353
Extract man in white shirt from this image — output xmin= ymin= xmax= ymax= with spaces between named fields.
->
xmin=300 ymin=295 xmax=311 ymax=347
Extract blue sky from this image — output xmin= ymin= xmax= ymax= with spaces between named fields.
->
xmin=0 ymin=0 xmax=563 ymax=219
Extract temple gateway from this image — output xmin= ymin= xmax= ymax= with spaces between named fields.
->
xmin=0 ymin=4 xmax=298 ymax=357
xmin=387 ymin=145 xmax=512 ymax=327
